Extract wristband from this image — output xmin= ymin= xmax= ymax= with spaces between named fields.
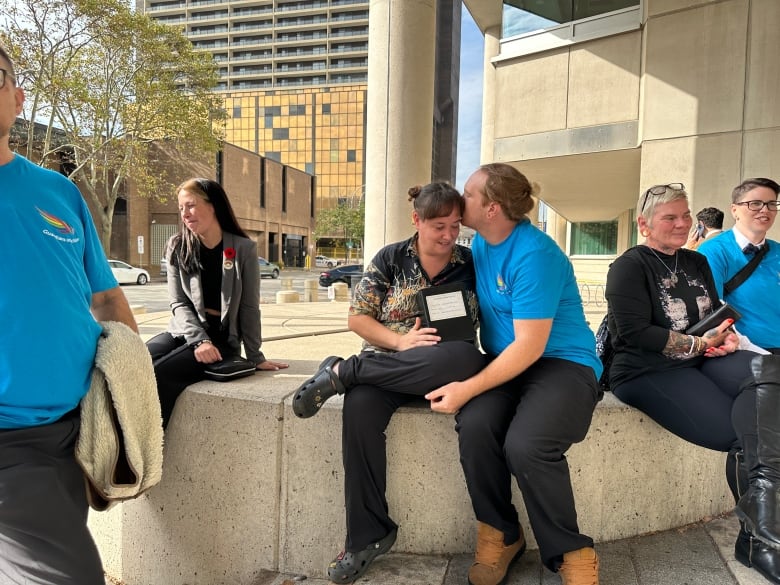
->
xmin=193 ymin=339 xmax=213 ymax=349
xmin=686 ymin=335 xmax=696 ymax=356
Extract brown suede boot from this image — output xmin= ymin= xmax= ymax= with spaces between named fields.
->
xmin=559 ymin=547 xmax=599 ymax=585
xmin=467 ymin=522 xmax=526 ymax=585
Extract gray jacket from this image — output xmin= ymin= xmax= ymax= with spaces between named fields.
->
xmin=165 ymin=232 xmax=266 ymax=365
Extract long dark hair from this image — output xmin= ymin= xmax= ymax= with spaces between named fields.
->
xmin=171 ymin=178 xmax=248 ymax=273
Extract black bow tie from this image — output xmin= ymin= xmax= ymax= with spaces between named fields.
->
xmin=743 ymin=243 xmax=762 ymax=255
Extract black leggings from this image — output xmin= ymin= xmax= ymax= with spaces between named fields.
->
xmin=612 ymin=351 xmax=758 ymax=452
xmin=146 ymin=331 xmax=236 ymax=428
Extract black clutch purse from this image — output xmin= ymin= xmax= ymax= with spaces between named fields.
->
xmin=203 ymin=356 xmax=257 ymax=382
xmin=686 ymin=303 xmax=742 ymax=337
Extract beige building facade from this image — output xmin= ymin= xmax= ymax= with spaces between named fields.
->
xmin=365 ymin=0 xmax=779 ymax=279
xmin=463 ymin=0 xmax=780 ymax=281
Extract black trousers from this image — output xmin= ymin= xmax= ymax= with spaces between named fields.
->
xmin=147 ymin=331 xmax=236 ymax=428
xmin=455 ymin=357 xmax=600 ymax=572
xmin=612 ymin=350 xmax=757 ymax=452
xmin=0 ymin=412 xmax=105 ymax=585
xmin=340 ymin=342 xmax=487 ymax=552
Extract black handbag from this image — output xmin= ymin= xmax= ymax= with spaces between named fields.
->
xmin=595 ymin=314 xmax=614 ymax=392
xmin=203 ymin=356 xmax=257 ymax=382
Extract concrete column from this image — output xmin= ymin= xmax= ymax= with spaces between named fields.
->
xmin=364 ymin=0 xmax=437 ymax=260
xmin=480 ymin=26 xmax=500 ymax=164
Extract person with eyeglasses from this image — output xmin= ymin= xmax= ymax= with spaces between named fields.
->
xmin=698 ymin=178 xmax=780 ymax=354
xmin=605 ymin=183 xmax=780 ymax=584
xmin=0 ymin=46 xmax=141 ymax=584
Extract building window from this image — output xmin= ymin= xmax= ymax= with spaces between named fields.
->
xmin=346 ymin=149 xmax=356 ymax=162
xmin=282 ymin=168 xmax=287 ymax=213
xmin=498 ymin=0 xmax=641 ymax=60
xmin=502 ymin=0 xmax=639 ymax=38
xmin=233 ymin=105 xmax=241 ymax=118
xmin=266 ymin=151 xmax=281 ymax=162
xmin=305 ymin=162 xmax=314 ymax=174
xmin=259 ymin=159 xmax=266 ymax=208
xmin=272 ymin=128 xmax=289 ymax=140
xmin=570 ymin=221 xmax=618 ymax=255
xmin=322 ymin=103 xmax=331 ymax=114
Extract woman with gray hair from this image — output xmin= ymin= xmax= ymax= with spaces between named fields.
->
xmin=605 ymin=183 xmax=780 ymax=583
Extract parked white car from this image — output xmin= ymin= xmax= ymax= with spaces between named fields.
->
xmin=315 ymin=254 xmax=340 ymax=268
xmin=108 ymin=260 xmax=150 ymax=285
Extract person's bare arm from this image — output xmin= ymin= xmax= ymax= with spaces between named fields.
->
xmin=91 ymin=286 xmax=139 ymax=333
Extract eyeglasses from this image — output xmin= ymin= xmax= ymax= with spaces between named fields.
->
xmin=735 ymin=199 xmax=780 ymax=212
xmin=640 ymin=183 xmax=685 ymax=213
xmin=0 ymin=68 xmax=15 ymax=90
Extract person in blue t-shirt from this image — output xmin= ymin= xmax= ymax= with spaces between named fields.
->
xmin=425 ymin=163 xmax=602 ymax=585
xmin=0 ymin=46 xmax=139 ymax=585
xmin=698 ymin=178 xmax=780 ymax=353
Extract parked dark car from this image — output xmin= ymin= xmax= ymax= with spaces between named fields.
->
xmin=319 ymin=264 xmax=364 ymax=288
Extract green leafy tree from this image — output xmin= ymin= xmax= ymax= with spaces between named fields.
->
xmin=1 ymin=0 xmax=224 ymax=253
xmin=315 ymin=195 xmax=365 ymax=263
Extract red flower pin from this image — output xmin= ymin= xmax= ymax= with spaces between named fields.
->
xmin=224 ymin=247 xmax=236 ymax=260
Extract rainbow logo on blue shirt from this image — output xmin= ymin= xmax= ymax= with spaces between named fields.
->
xmin=496 ymin=273 xmax=509 ymax=295
xmin=36 ymin=207 xmax=75 ymax=235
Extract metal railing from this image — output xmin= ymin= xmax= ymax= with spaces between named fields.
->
xmin=577 ymin=281 xmax=606 ymax=308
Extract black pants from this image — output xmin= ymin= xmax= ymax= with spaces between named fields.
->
xmin=455 ymin=357 xmax=600 ymax=572
xmin=0 ymin=413 xmax=105 ymax=585
xmin=612 ymin=351 xmax=757 ymax=452
xmin=341 ymin=342 xmax=487 ymax=552
xmin=147 ymin=330 xmax=236 ymax=428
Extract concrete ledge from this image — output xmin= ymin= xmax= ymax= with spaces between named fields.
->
xmin=89 ymin=361 xmax=730 ymax=585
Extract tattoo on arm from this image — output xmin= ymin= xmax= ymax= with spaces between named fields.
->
xmin=662 ymin=330 xmax=702 ymax=360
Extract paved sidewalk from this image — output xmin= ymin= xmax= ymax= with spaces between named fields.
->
xmin=131 ymin=302 xmax=771 ymax=585
xmin=253 ymin=513 xmax=764 ymax=585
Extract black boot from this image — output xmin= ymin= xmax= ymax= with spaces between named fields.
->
xmin=736 ymin=529 xmax=780 ymax=584
xmin=729 ymin=447 xmax=780 ymax=582
xmin=736 ymin=355 xmax=780 ymax=548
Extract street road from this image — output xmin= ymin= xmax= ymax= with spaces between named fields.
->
xmin=119 ymin=269 xmax=331 ymax=312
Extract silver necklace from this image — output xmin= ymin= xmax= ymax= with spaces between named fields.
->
xmin=647 ymin=246 xmax=679 ymax=286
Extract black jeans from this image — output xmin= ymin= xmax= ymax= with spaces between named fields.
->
xmin=455 ymin=357 xmax=600 ymax=572
xmin=340 ymin=342 xmax=487 ymax=552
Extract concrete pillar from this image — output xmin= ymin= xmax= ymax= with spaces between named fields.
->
xmin=364 ymin=0 xmax=437 ymax=260
xmin=480 ymin=26 xmax=500 ymax=164
xmin=332 ymin=282 xmax=349 ymax=302
xmin=276 ymin=290 xmax=300 ymax=304
xmin=303 ymin=279 xmax=318 ymax=302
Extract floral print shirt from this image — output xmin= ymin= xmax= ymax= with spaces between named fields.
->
xmin=349 ymin=234 xmax=479 ymax=352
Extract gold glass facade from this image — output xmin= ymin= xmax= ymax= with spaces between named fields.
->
xmin=222 ymin=85 xmax=366 ymax=208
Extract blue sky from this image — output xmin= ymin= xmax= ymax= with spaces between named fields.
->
xmin=455 ymin=5 xmax=484 ymax=190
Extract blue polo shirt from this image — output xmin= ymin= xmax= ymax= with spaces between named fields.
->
xmin=0 ymin=154 xmax=117 ymax=428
